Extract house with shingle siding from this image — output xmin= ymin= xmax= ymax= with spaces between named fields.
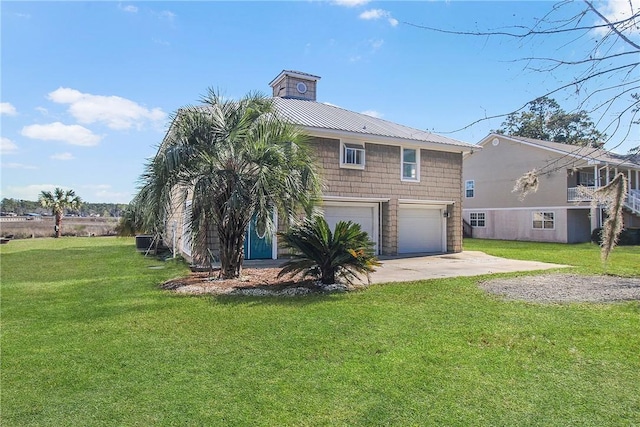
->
xmin=167 ymin=70 xmax=476 ymax=261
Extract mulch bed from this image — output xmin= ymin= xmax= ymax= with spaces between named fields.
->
xmin=161 ymin=268 xmax=358 ymax=296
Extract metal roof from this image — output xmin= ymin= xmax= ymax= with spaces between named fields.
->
xmin=271 ymin=97 xmax=473 ymax=151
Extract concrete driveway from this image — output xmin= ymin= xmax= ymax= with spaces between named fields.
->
xmin=243 ymin=251 xmax=569 ymax=284
xmin=369 ymin=251 xmax=569 ymax=284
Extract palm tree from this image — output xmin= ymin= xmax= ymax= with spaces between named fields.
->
xmin=139 ymin=89 xmax=320 ymax=278
xmin=278 ymin=215 xmax=381 ymax=285
xmin=39 ymin=188 xmax=82 ymax=238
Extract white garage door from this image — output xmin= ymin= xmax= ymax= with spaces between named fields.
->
xmin=323 ymin=204 xmax=378 ymax=253
xmin=398 ymin=205 xmax=445 ymax=253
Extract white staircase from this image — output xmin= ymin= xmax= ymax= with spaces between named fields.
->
xmin=626 ymin=189 xmax=640 ymax=216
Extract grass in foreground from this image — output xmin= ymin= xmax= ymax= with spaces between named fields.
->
xmin=464 ymin=238 xmax=640 ymax=276
xmin=1 ymin=237 xmax=639 ymax=426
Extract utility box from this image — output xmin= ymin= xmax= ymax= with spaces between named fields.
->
xmin=135 ymin=235 xmax=154 ymax=253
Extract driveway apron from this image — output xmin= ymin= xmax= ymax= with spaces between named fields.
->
xmin=370 ymin=251 xmax=568 ymax=284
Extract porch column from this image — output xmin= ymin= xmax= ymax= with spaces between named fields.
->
xmin=606 ymin=166 xmax=610 ymax=184
xmin=591 ymin=165 xmax=600 ymax=231
xmin=636 ymin=170 xmax=639 ymax=191
xmin=590 ymin=206 xmax=599 ymax=230
xmin=629 ymin=170 xmax=632 ymax=198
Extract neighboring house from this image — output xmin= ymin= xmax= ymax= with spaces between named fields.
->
xmin=167 ymin=70 xmax=475 ymax=261
xmin=463 ymin=133 xmax=640 ymax=243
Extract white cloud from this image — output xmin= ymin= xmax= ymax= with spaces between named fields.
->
xmin=47 ymin=87 xmax=166 ymax=130
xmin=15 ymin=13 xmax=30 ymax=19
xmin=21 ymin=122 xmax=102 ymax=146
xmin=359 ymin=8 xmax=398 ymax=26
xmin=359 ymin=9 xmax=385 ymax=20
xmin=118 ymin=4 xmax=138 ymax=13
xmin=35 ymin=106 xmax=48 ymax=115
xmin=369 ymin=38 xmax=384 ymax=50
xmin=594 ymin=0 xmax=640 ymax=35
xmin=94 ymin=190 xmax=131 ymax=203
xmin=1 ymin=137 xmax=18 ymax=154
xmin=82 ymin=184 xmax=131 ymax=203
xmin=361 ymin=110 xmax=383 ymax=118
xmin=159 ymin=10 xmax=176 ymax=21
xmin=332 ymin=0 xmax=370 ymax=6
xmin=51 ymin=152 xmax=75 ymax=161
xmin=83 ymin=184 xmax=112 ymax=191
xmin=153 ymin=38 xmax=171 ymax=46
xmin=1 ymin=163 xmax=37 ymax=170
xmin=1 ymin=102 xmax=17 ymax=116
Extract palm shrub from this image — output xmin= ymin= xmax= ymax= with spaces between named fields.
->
xmin=278 ymin=214 xmax=381 ymax=285
xmin=134 ymin=89 xmax=320 ymax=278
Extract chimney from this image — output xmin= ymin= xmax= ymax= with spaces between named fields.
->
xmin=269 ymin=70 xmax=321 ymax=101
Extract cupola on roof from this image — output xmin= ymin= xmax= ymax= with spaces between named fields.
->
xmin=270 ymin=70 xmax=321 ymax=101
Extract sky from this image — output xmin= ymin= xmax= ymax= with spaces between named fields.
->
xmin=1 ymin=0 xmax=638 ymax=204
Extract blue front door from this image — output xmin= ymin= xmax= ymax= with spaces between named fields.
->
xmin=244 ymin=214 xmax=273 ymax=260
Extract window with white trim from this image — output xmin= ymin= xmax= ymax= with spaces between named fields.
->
xmin=401 ymin=148 xmax=419 ymax=181
xmin=469 ymin=212 xmax=485 ymax=227
xmin=340 ymin=141 xmax=365 ymax=169
xmin=465 ymin=180 xmax=475 ymax=198
xmin=532 ymin=211 xmax=554 ymax=229
xmin=579 ymin=171 xmax=595 ymax=186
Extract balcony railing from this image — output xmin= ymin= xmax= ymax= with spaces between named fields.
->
xmin=567 ymin=186 xmax=595 ymax=202
xmin=568 ymin=187 xmax=640 ymax=216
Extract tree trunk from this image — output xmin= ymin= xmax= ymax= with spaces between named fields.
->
xmin=218 ymin=224 xmax=246 ymax=279
xmin=55 ymin=213 xmax=62 ymax=238
xmin=320 ymin=263 xmax=336 ymax=285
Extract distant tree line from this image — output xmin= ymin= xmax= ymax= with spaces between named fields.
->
xmin=1 ymin=198 xmax=127 ymax=218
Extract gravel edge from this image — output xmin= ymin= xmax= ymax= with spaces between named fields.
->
xmin=479 ymin=274 xmax=640 ymax=303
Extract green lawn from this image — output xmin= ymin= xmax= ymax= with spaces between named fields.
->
xmin=464 ymin=238 xmax=640 ymax=276
xmin=1 ymin=237 xmax=639 ymax=426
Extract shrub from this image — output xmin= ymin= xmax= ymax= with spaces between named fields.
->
xmin=591 ymin=227 xmax=638 ymax=246
xmin=278 ymin=214 xmax=381 ymax=285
